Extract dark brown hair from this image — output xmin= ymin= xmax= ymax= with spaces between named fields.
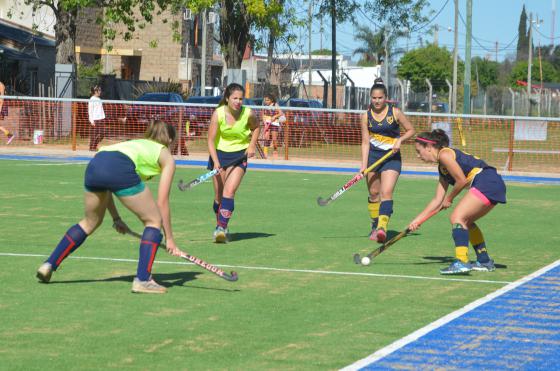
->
xmin=415 ymin=129 xmax=450 ymax=149
xmin=264 ymin=93 xmax=277 ymax=104
xmin=218 ymin=83 xmax=245 ymax=107
xmin=369 ymin=77 xmax=387 ymax=96
xmin=90 ymin=85 xmax=101 ymax=96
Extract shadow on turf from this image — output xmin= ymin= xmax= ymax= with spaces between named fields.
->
xmin=228 ymin=232 xmax=275 ymax=242
xmin=46 ymin=272 xmax=242 ymax=291
xmin=322 ymin=229 xmax=419 ymax=240
xmin=416 ymin=256 xmax=508 ymax=269
xmin=46 ymin=271 xmax=199 ymax=286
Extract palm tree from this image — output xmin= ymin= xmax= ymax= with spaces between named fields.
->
xmin=353 ymin=25 xmax=407 ymax=67
xmin=352 ymin=25 xmax=386 ymax=65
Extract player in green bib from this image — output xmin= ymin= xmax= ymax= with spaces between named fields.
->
xmin=207 ymin=83 xmax=260 ymax=242
xmin=36 ymin=120 xmax=184 ymax=294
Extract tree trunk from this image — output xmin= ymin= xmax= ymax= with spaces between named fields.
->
xmin=54 ymin=7 xmax=77 ymax=64
xmin=265 ymin=31 xmax=275 ymax=91
xmin=219 ymin=0 xmax=251 ymax=68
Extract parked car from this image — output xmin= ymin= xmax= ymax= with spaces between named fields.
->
xmin=126 ymin=92 xmax=187 ymax=131
xmin=126 ymin=92 xmax=189 ymax=155
xmin=407 ymin=101 xmax=449 ymax=113
xmin=184 ymin=95 xmax=256 ymax=137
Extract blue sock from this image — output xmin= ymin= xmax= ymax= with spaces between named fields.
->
xmin=378 ymin=200 xmax=394 ymax=231
xmin=217 ymin=197 xmax=234 ymax=228
xmin=452 ymin=224 xmax=469 ymax=247
xmin=137 ymin=227 xmax=162 ymax=281
xmin=379 ymin=200 xmax=393 ymax=217
xmin=47 ymin=224 xmax=88 ymax=270
xmin=213 ymin=200 xmax=219 ymax=216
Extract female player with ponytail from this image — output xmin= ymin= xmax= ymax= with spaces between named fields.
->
xmin=409 ymin=129 xmax=506 ymax=275
xmin=37 ymin=120 xmax=183 ymax=293
xmin=207 ymin=83 xmax=260 ymax=243
xmin=361 ymin=78 xmax=415 ymax=243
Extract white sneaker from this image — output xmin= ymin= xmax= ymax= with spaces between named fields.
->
xmin=213 ymin=226 xmax=228 ymax=243
xmin=36 ymin=262 xmax=53 ymax=283
xmin=131 ymin=278 xmax=167 ymax=294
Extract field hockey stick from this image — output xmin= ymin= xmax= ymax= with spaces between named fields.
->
xmin=177 ymin=154 xmax=247 ymax=191
xmin=317 ymin=150 xmax=393 ymax=206
xmin=119 ymin=227 xmax=238 ymax=282
xmin=353 ymin=208 xmax=441 ymax=265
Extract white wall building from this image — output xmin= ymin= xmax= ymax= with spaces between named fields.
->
xmin=0 ymin=0 xmax=55 ymax=37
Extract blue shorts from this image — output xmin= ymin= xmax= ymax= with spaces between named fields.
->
xmin=207 ymin=149 xmax=248 ymax=171
xmin=368 ymin=148 xmax=401 ymax=174
xmin=471 ymin=167 xmax=507 ymax=205
xmin=84 ymin=151 xmax=145 ymax=197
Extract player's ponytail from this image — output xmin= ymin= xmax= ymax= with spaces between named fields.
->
xmin=370 ymin=77 xmax=387 ymax=96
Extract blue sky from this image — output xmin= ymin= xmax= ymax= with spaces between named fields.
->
xmin=306 ymin=0 xmax=559 ymax=62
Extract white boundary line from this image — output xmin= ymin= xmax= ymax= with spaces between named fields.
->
xmin=341 ymin=258 xmax=560 ymax=371
xmin=1 ymin=252 xmax=511 ymax=285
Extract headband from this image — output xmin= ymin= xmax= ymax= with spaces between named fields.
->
xmin=415 ymin=137 xmax=437 ymax=144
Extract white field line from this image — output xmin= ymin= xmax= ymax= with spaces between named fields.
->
xmin=341 ymin=258 xmax=560 ymax=371
xmin=1 ymin=252 xmax=511 ymax=285
xmin=18 ymin=162 xmax=88 ymax=166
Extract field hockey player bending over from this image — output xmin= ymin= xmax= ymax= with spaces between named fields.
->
xmin=361 ymin=78 xmax=415 ymax=243
xmin=207 ymin=83 xmax=260 ymax=243
xmin=409 ymin=129 xmax=506 ymax=275
xmin=37 ymin=120 xmax=184 ymax=294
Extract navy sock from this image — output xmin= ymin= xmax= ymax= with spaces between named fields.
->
xmin=378 ymin=200 xmax=394 ymax=231
xmin=473 ymin=243 xmax=490 ymax=263
xmin=136 ymin=227 xmax=163 ymax=281
xmin=47 ymin=224 xmax=88 ymax=270
xmin=217 ymin=197 xmax=234 ymax=228
xmin=379 ymin=200 xmax=393 ymax=217
xmin=213 ymin=200 xmax=219 ymax=216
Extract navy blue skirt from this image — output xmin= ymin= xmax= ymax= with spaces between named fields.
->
xmin=84 ymin=151 xmax=144 ymax=196
xmin=368 ymin=148 xmax=401 ymax=174
xmin=471 ymin=168 xmax=507 ymax=204
xmin=207 ymin=149 xmax=248 ymax=171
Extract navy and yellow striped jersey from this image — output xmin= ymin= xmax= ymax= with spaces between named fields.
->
xmin=438 ymin=147 xmax=491 ymax=185
xmin=367 ymin=104 xmax=400 ymax=150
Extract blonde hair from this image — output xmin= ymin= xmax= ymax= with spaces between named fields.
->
xmin=144 ymin=120 xmax=176 ymax=147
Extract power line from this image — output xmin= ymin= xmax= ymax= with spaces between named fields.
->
xmin=408 ymin=0 xmax=451 ymax=33
xmin=534 ymin=26 xmax=560 ymax=40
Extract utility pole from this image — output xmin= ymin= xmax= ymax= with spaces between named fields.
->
xmin=384 ymin=27 xmax=389 ymax=86
xmin=201 ymin=9 xmax=207 ymax=96
xmin=308 ymin=0 xmax=313 ymax=88
xmin=495 ymin=41 xmax=499 ymax=62
xmin=331 ymin=0 xmax=336 ymax=108
xmin=552 ymin=0 xmax=556 ymax=53
xmin=463 ymin=0 xmax=472 ymax=114
xmin=528 ymin=12 xmax=533 ymax=100
xmin=452 ymin=0 xmax=459 ymax=113
xmin=320 ymin=16 xmax=323 ymax=50
xmin=434 ymin=24 xmax=439 ymax=46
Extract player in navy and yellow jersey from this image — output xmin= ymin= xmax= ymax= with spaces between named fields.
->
xmin=207 ymin=83 xmax=260 ymax=243
xmin=361 ymin=78 xmax=415 ymax=243
xmin=36 ymin=120 xmax=184 ymax=293
xmin=409 ymin=129 xmax=506 ymax=275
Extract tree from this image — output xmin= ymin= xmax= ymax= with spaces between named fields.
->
xmin=397 ymin=44 xmax=459 ymax=93
xmin=516 ymin=5 xmax=529 ymax=61
xmin=352 ymin=25 xmax=386 ymax=66
xmin=509 ymin=60 xmax=559 ymax=87
xmin=472 ymin=57 xmax=498 ymax=89
xmin=358 ymin=0 xmax=429 ymax=30
xmin=13 ymin=0 xmax=188 ymax=64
